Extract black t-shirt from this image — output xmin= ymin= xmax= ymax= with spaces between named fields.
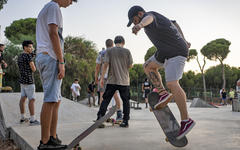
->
xmin=143 ymin=11 xmax=188 ymax=63
xmin=17 ymin=53 xmax=34 ymax=84
xmin=88 ymin=84 xmax=95 ymax=93
xmin=221 ymin=91 xmax=227 ymax=99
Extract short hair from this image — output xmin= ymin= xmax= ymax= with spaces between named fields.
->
xmin=0 ymin=44 xmax=4 ymax=47
xmin=105 ymin=39 xmax=113 ymax=48
xmin=74 ymin=78 xmax=79 ymax=82
xmin=114 ymin=36 xmax=125 ymax=44
xmin=22 ymin=40 xmax=33 ymax=49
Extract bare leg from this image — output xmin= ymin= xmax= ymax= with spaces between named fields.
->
xmin=167 ymin=80 xmax=188 ymax=120
xmin=28 ymin=99 xmax=35 ymax=116
xmin=50 ymin=101 xmax=61 ymax=138
xmin=41 ymin=102 xmax=55 ymax=143
xmin=144 ymin=61 xmax=165 ymax=93
xmin=113 ymin=92 xmax=121 ymax=110
xmin=19 ymin=97 xmax=27 ymax=115
xmin=99 ymin=92 xmax=104 ymax=105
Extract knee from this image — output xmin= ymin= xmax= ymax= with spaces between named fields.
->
xmin=166 ymin=81 xmax=178 ymax=90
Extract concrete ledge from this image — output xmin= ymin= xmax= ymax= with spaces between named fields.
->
xmin=190 ymin=98 xmax=217 ymax=108
xmin=9 ymin=127 xmax=34 ymax=150
xmin=232 ymin=99 xmax=240 ymax=112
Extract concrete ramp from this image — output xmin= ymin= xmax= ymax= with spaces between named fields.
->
xmin=0 ymin=93 xmax=97 ymax=150
xmin=190 ymin=98 xmax=218 ymax=108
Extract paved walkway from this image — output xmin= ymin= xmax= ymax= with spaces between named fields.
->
xmin=0 ymin=93 xmax=239 ymax=150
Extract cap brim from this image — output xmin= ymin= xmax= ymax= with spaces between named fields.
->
xmin=127 ymin=20 xmax=132 ymax=27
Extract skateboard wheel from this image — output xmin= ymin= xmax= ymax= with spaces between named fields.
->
xmin=165 ymin=137 xmax=169 ymax=142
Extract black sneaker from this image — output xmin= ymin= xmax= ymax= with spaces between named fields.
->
xmin=20 ymin=118 xmax=29 ymax=123
xmin=98 ymin=123 xmax=105 ymax=128
xmin=37 ymin=140 xmax=67 ymax=150
xmin=29 ymin=120 xmax=40 ymax=126
xmin=119 ymin=121 xmax=129 ymax=128
xmin=50 ymin=134 xmax=62 ymax=145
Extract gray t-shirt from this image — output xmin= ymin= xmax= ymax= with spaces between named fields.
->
xmin=104 ymin=47 xmax=133 ymax=86
xmin=143 ymin=11 xmax=188 ymax=63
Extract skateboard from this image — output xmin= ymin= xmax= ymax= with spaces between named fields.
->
xmin=65 ymin=105 xmax=117 ymax=150
xmin=148 ymin=92 xmax=188 ymax=147
xmin=106 ymin=118 xmax=122 ymax=125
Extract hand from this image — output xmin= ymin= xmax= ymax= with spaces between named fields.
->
xmin=132 ymin=24 xmax=143 ymax=35
xmin=186 ymin=41 xmax=191 ymax=48
xmin=58 ymin=63 xmax=65 ymax=79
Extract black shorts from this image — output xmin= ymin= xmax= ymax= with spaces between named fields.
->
xmin=144 ymin=89 xmax=151 ymax=98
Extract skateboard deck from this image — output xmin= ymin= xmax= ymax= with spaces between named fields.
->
xmin=65 ymin=105 xmax=117 ymax=150
xmin=148 ymin=92 xmax=188 ymax=147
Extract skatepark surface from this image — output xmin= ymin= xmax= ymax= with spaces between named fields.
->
xmin=0 ymin=93 xmax=239 ymax=150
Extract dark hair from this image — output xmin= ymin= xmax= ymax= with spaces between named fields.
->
xmin=74 ymin=78 xmax=79 ymax=82
xmin=22 ymin=40 xmax=33 ymax=49
xmin=114 ymin=36 xmax=125 ymax=44
xmin=0 ymin=44 xmax=4 ymax=47
xmin=105 ymin=39 xmax=113 ymax=48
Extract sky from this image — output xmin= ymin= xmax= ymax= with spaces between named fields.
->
xmin=0 ymin=0 xmax=240 ymax=73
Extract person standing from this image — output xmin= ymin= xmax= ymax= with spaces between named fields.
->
xmin=35 ymin=0 xmax=77 ymax=149
xmin=87 ymin=81 xmax=96 ymax=107
xmin=142 ymin=78 xmax=151 ymax=108
xmin=95 ymin=39 xmax=123 ymax=121
xmin=17 ymin=40 xmax=40 ymax=126
xmin=0 ymin=44 xmax=7 ymax=89
xmin=221 ymin=88 xmax=227 ymax=105
xmin=71 ymin=78 xmax=81 ymax=102
xmin=127 ymin=6 xmax=195 ymax=139
xmin=96 ymin=35 xmax=133 ymax=128
xmin=228 ymin=88 xmax=235 ymax=104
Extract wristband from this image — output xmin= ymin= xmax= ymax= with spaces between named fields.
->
xmin=59 ymin=62 xmax=65 ymax=64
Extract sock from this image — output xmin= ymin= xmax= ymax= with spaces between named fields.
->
xmin=182 ymin=119 xmax=189 ymax=122
xmin=21 ymin=114 xmax=25 ymax=120
xmin=30 ymin=115 xmax=35 ymax=122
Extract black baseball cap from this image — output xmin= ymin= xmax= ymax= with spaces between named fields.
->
xmin=127 ymin=5 xmax=145 ymax=27
xmin=73 ymin=0 xmax=78 ymax=2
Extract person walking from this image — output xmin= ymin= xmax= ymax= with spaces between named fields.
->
xmin=96 ymin=35 xmax=133 ymax=128
xmin=35 ymin=0 xmax=77 ymax=149
xmin=95 ymin=39 xmax=123 ymax=121
xmin=127 ymin=5 xmax=195 ymax=139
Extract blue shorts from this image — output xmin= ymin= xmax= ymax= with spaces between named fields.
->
xmin=35 ymin=53 xmax=62 ymax=102
xmin=21 ymin=84 xmax=35 ymax=100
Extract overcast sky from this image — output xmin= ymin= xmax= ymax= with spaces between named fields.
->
xmin=0 ymin=0 xmax=239 ymax=72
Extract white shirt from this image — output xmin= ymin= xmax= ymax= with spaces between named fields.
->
xmin=36 ymin=1 xmax=63 ymax=60
xmin=71 ymin=83 xmax=81 ymax=96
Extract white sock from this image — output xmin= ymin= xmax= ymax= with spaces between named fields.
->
xmin=21 ymin=114 xmax=25 ymax=119
xmin=182 ymin=119 xmax=189 ymax=122
xmin=30 ymin=115 xmax=35 ymax=122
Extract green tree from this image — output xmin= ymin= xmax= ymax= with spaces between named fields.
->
xmin=201 ymin=38 xmax=231 ymax=89
xmin=0 ymin=0 xmax=7 ymax=10
xmin=187 ymin=49 xmax=207 ymax=100
xmin=4 ymin=18 xmax=37 ymax=45
xmin=63 ymin=36 xmax=98 ymax=99
xmin=144 ymin=46 xmax=157 ymax=61
xmin=2 ymin=43 xmax=22 ymax=91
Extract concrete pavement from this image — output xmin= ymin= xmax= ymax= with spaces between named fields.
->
xmin=0 ymin=93 xmax=240 ymax=150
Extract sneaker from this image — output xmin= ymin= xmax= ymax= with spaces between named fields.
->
xmin=50 ymin=134 xmax=62 ymax=145
xmin=176 ymin=118 xmax=196 ymax=140
xmin=37 ymin=140 xmax=67 ymax=150
xmin=20 ymin=118 xmax=29 ymax=123
xmin=119 ymin=120 xmax=129 ymax=128
xmin=29 ymin=120 xmax=40 ymax=126
xmin=154 ymin=92 xmax=173 ymax=109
